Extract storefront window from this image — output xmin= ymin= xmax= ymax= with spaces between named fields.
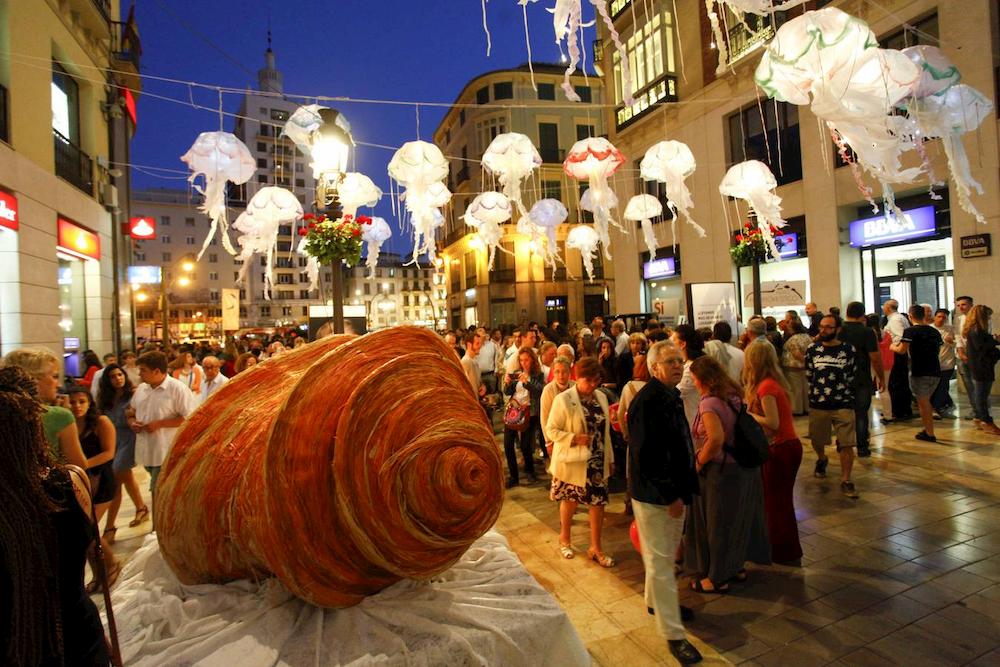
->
xmin=737 ymin=257 xmax=810 ymax=320
xmin=58 ymin=257 xmax=88 ymax=376
xmin=861 ymin=238 xmax=953 ymax=315
xmin=641 ymin=253 xmax=684 ymax=325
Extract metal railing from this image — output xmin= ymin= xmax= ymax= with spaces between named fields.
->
xmin=0 ymin=83 xmax=8 ymax=144
xmin=111 ymin=19 xmax=141 ymax=70
xmin=53 ymin=129 xmax=93 ymax=195
xmin=91 ymin=0 xmax=110 ymax=21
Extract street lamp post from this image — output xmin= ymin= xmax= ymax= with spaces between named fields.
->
xmin=158 ymin=258 xmax=195 ymax=348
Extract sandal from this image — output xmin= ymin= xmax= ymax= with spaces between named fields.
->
xmin=103 ymin=526 xmax=117 ymax=545
xmin=559 ymin=543 xmax=575 ymax=559
xmin=733 ymin=569 xmax=748 ymax=583
xmin=586 ymin=548 xmax=615 ymax=568
xmin=691 ymin=578 xmax=729 ymax=594
xmin=129 ymin=506 xmax=150 ymax=528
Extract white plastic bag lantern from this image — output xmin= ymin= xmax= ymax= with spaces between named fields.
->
xmin=338 ymin=172 xmax=383 ymax=218
xmin=281 ymin=104 xmax=326 ymax=154
xmin=639 ymin=140 xmax=706 ymax=243
xmin=482 ymin=132 xmax=541 ymax=217
xmin=388 ymin=141 xmax=451 ymax=263
xmin=233 ymin=187 xmax=303 ymax=299
xmin=624 ymin=194 xmax=664 ymax=259
xmin=181 ymin=131 xmax=255 ymax=259
xmin=901 ymin=45 xmax=961 ymax=100
xmin=566 ymin=224 xmax=600 ymax=282
xmin=719 ymin=160 xmax=786 ymax=261
xmin=464 ymin=192 xmax=513 ymax=270
xmin=565 ymin=137 xmax=625 ymax=259
xmin=528 ymin=198 xmax=568 ymax=268
xmin=361 ymin=216 xmax=393 ymax=277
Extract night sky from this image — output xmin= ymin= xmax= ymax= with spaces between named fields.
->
xmin=130 ymin=0 xmax=604 ymax=254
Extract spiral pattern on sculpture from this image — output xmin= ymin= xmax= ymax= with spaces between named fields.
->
xmin=155 ymin=327 xmax=504 ymax=607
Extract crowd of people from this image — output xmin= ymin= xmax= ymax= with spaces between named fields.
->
xmin=450 ymin=295 xmax=998 ymax=664
xmin=1 ymin=298 xmax=996 ymax=664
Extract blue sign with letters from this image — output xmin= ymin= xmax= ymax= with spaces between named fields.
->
xmin=127 ymin=265 xmax=162 ymax=285
xmin=643 ymin=257 xmax=677 ymax=280
xmin=849 ymin=206 xmax=937 ymax=247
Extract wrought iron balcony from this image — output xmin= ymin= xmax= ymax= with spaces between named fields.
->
xmin=53 ymin=129 xmax=93 ymax=196
xmin=91 ymin=0 xmax=110 ymax=21
xmin=111 ymin=18 xmax=141 ymax=72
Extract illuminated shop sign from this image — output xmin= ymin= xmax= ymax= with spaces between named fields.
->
xmin=57 ymin=217 xmax=101 ymax=261
xmin=0 ymin=190 xmax=18 ymax=231
xmin=642 ymin=257 xmax=677 ymax=280
xmin=129 ymin=216 xmax=156 ymax=240
xmin=849 ymin=206 xmax=937 ymax=248
xmin=777 ymin=233 xmax=799 ymax=258
xmin=127 ymin=265 xmax=162 ymax=285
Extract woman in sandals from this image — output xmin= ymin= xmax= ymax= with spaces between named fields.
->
xmin=66 ymin=385 xmax=122 ymax=591
xmin=545 ymin=357 xmax=615 ymax=567
xmin=684 ymin=355 xmax=770 ymax=593
xmin=0 ymin=367 xmax=112 ymax=665
xmin=97 ymin=363 xmax=150 ymax=541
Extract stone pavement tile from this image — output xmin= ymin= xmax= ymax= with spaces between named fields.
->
xmin=627 ymin=625 xmax=728 ymax=667
xmin=587 ymin=633 xmax=664 ymax=667
xmin=867 ymin=536 xmax=926 ymax=561
xmin=771 ymin=599 xmax=850 ymax=634
xmin=927 ymin=603 xmax=1000 ymax=645
xmin=862 ymin=594 xmax=935 ymax=625
xmin=815 ymin=584 xmax=890 ymax=615
xmin=868 ymin=624 xmax=980 ymax=666
xmin=901 ymin=580 xmax=971 ymax=610
xmin=962 ymin=592 xmax=1000 ymax=622
xmin=912 ymin=549 xmax=974 ymax=575
xmin=932 ymin=568 xmax=995 ymax=595
xmin=936 ymin=541 xmax=995 ymax=564
xmin=961 ymin=556 xmax=1000 ymax=583
xmin=883 ymin=560 xmax=940 ymax=586
xmin=836 ymin=647 xmax=897 ymax=667
xmin=978 ymin=582 xmax=1000 ymax=601
xmin=718 ymin=636 xmax=772 ymax=664
xmin=964 ymin=532 xmax=1000 ymax=552
xmin=966 ymin=648 xmax=1000 ymax=667
xmin=752 ymin=627 xmax=860 ymax=667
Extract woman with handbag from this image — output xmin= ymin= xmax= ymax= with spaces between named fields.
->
xmin=683 ymin=356 xmax=770 ymax=593
xmin=0 ymin=366 xmax=115 ymax=666
xmin=545 ymin=357 xmax=615 ymax=567
xmin=743 ymin=342 xmax=803 ymax=563
xmin=541 ymin=356 xmax=574 ymax=458
xmin=965 ymin=305 xmax=1000 ymax=434
xmin=502 ymin=347 xmax=546 ymax=488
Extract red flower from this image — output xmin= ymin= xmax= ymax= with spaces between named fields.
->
xmin=352 ymin=228 xmax=361 ymax=237
xmin=356 ymin=215 xmax=372 ymax=225
xmin=308 ymin=222 xmax=317 ymax=230
xmin=736 ymin=234 xmax=744 ymax=242
xmin=297 ymin=227 xmax=309 ymax=236
xmin=303 ymin=213 xmax=316 ymax=221
xmin=343 ymin=214 xmax=353 ymax=221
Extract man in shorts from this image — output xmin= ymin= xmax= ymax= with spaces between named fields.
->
xmin=806 ymin=315 xmax=860 ymax=498
xmin=893 ymin=304 xmax=943 ymax=442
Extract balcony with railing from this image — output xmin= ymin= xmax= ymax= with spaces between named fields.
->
xmin=53 ymin=129 xmax=93 ymax=195
xmin=111 ymin=17 xmax=141 ymax=72
xmin=725 ymin=14 xmax=779 ymax=67
xmin=0 ymin=84 xmax=8 ymax=144
xmin=91 ymin=0 xmax=110 ymax=20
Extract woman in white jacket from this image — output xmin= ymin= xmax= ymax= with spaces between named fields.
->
xmin=545 ymin=357 xmax=615 ymax=567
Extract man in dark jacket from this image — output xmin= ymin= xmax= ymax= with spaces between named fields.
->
xmin=627 ymin=341 xmax=702 ymax=665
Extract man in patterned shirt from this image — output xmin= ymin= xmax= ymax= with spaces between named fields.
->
xmin=806 ymin=314 xmax=860 ymax=498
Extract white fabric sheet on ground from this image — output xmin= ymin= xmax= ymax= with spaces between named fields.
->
xmin=107 ymin=530 xmax=589 ymax=666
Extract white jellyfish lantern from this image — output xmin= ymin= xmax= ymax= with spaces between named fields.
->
xmin=639 ymin=140 xmax=705 ymax=242
xmin=528 ymin=198 xmax=569 ymax=250
xmin=361 ymin=216 xmax=393 ymax=277
xmin=464 ymin=192 xmax=513 ymax=271
xmin=482 ymin=132 xmax=541 ymax=217
xmin=338 ymin=172 xmax=383 ymax=218
xmin=901 ymin=45 xmax=961 ymax=100
xmin=719 ymin=160 xmax=786 ymax=261
xmin=233 ymin=187 xmax=303 ymax=299
xmin=180 ymin=131 xmax=255 ymax=259
xmin=623 ymin=194 xmax=664 ymax=259
xmin=388 ymin=140 xmax=451 ymax=262
xmin=281 ymin=104 xmax=326 ymax=153
xmin=565 ymin=137 xmax=625 ymax=259
xmin=566 ymin=224 xmax=601 ymax=282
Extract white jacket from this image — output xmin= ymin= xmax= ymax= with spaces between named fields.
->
xmin=545 ymin=386 xmax=613 ymax=488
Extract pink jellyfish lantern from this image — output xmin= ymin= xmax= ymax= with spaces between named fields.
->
xmin=567 ymin=224 xmax=601 ymax=282
xmin=719 ymin=160 xmax=786 ymax=261
xmin=388 ymin=141 xmax=451 ymax=262
xmin=181 ymin=131 xmax=255 ymax=259
xmin=233 ymin=187 xmax=303 ymax=299
xmin=528 ymin=198 xmax=569 ymax=267
xmin=482 ymin=132 xmax=541 ymax=217
xmin=565 ymin=137 xmax=625 ymax=258
xmin=623 ymin=194 xmax=663 ymax=259
xmin=464 ymin=192 xmax=513 ymax=271
xmin=362 ymin=216 xmax=393 ymax=277
xmin=639 ymin=140 xmax=705 ymax=245
xmin=338 ymin=172 xmax=383 ymax=218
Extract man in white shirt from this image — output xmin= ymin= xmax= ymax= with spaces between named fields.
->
xmin=128 ymin=351 xmax=197 ymax=506
xmin=506 ymin=329 xmax=537 ymax=374
xmin=612 ymin=319 xmax=629 ymax=356
xmin=883 ymin=299 xmax=913 ymax=421
xmin=707 ymin=321 xmax=744 ymax=383
xmin=476 ymin=327 xmax=499 ymax=395
xmin=503 ymin=328 xmax=523 ymax=372
xmin=954 ymin=295 xmax=974 ymax=417
xmin=200 ymin=355 xmax=229 ymax=404
xmin=89 ymin=353 xmax=118 ymax=400
xmin=930 ymin=308 xmax=956 ymax=419
xmin=461 ymin=332 xmax=486 ymax=398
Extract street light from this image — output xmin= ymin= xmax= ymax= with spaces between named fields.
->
xmin=158 ymin=256 xmax=195 ymax=348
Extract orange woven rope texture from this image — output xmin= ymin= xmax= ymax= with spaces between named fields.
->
xmin=155 ymin=327 xmax=504 ymax=607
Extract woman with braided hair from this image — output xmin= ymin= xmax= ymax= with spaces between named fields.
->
xmin=0 ymin=367 xmax=111 ymax=665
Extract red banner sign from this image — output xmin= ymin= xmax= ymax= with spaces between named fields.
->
xmin=0 ymin=190 xmax=18 ymax=231
xmin=57 ymin=218 xmax=101 ymax=261
xmin=129 ymin=216 xmax=156 ymax=240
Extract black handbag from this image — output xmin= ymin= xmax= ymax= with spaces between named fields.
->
xmin=723 ymin=402 xmax=771 ymax=469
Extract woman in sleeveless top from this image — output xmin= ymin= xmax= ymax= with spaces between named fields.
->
xmin=0 ymin=367 xmax=111 ymax=666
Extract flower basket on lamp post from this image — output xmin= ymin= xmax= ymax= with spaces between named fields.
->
xmin=730 ymin=222 xmax=785 ymax=316
xmin=300 ymin=212 xmax=367 ymax=332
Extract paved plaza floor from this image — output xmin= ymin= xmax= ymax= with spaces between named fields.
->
xmin=99 ymin=405 xmax=1000 ymax=666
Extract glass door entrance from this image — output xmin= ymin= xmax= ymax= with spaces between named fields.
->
xmin=876 ymin=271 xmax=954 ymax=314
xmin=861 ymin=237 xmax=954 ymax=315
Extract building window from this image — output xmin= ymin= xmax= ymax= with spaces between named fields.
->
xmin=185 ymin=236 xmax=195 ymax=245
xmin=161 ymin=235 xmax=171 ymax=244
xmin=210 ymin=290 xmax=219 ymax=301
xmin=278 ymin=290 xmax=294 ymax=299
xmin=161 ymin=216 xmax=171 ymax=226
xmin=574 ymin=85 xmax=592 ymax=103
xmin=257 ymin=158 xmax=267 ymax=169
xmin=881 ymin=13 xmax=937 ymax=49
xmin=459 ymin=109 xmax=466 ymax=126
xmin=260 ymin=306 xmax=271 ymax=317
xmin=295 ymin=162 xmax=303 ymax=173
xmin=576 ymin=124 xmax=595 ymax=141
xmin=209 ymin=253 xmax=218 ymax=263
xmin=538 ymin=122 xmax=560 ymax=163
xmin=493 ymin=81 xmax=514 ymax=100
xmin=476 ymin=86 xmax=489 ymax=104
xmin=295 ymin=178 xmax=305 ymax=188
xmin=537 ymin=82 xmax=556 ymax=101
xmin=726 ymin=102 xmax=801 ymax=186
xmin=364 ymin=283 xmax=370 ymax=295
xmin=257 ymin=174 xmax=267 ymax=183
xmin=301 ymin=306 xmax=308 ymax=316
xmin=494 ymin=242 xmax=515 ymax=282
xmin=209 ymin=272 xmax=219 ymax=281
xmin=541 ymin=180 xmax=562 ymax=200
xmin=277 ymin=273 xmax=293 ymax=284
xmin=185 ymin=217 xmax=196 ymax=227
xmin=300 ymin=289 xmax=311 ymax=299
xmin=464 ymin=251 xmax=477 ymax=289
xmin=270 ymin=109 xmax=289 ymax=122
xmin=476 ymin=116 xmax=507 ymax=154
xmin=135 ymin=253 xmax=145 ymax=261
xmin=257 ymin=142 xmax=266 ymax=152
xmin=162 ymin=252 xmax=172 ymax=262
xmin=51 ymin=62 xmax=80 ymax=144
xmin=613 ymin=9 xmax=678 ymax=129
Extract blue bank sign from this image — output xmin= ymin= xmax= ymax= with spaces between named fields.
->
xmin=127 ymin=265 xmax=162 ymax=285
xmin=849 ymin=206 xmax=937 ymax=248
xmin=643 ymin=257 xmax=677 ymax=280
